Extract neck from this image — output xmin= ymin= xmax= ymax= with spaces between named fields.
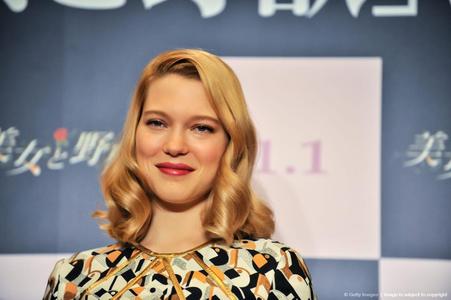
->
xmin=140 ymin=197 xmax=211 ymax=253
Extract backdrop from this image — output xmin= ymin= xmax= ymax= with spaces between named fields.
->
xmin=1 ymin=0 xmax=450 ymax=299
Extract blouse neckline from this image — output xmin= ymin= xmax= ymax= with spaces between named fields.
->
xmin=134 ymin=239 xmax=217 ymax=257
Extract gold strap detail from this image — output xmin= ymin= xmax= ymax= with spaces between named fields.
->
xmin=134 ymin=240 xmax=215 ymax=258
xmin=111 ymin=258 xmax=160 ymax=300
xmin=162 ymin=257 xmax=187 ymax=300
xmin=81 ymin=250 xmax=143 ymax=297
xmin=191 ymin=253 xmax=237 ymax=300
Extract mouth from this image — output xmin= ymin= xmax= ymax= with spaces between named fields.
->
xmin=155 ymin=162 xmax=195 ymax=176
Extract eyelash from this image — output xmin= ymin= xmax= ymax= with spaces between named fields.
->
xmin=145 ymin=120 xmax=164 ymax=128
xmin=145 ymin=119 xmax=214 ymax=133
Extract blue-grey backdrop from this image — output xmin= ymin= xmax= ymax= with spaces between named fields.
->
xmin=1 ymin=1 xmax=450 ymax=299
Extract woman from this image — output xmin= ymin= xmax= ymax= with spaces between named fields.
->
xmin=44 ymin=49 xmax=316 ymax=300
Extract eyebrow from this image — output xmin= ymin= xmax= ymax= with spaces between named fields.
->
xmin=142 ymin=110 xmax=221 ymax=125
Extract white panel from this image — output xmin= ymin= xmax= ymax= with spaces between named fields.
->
xmin=224 ymin=57 xmax=382 ymax=259
xmin=380 ymin=258 xmax=451 ymax=298
xmin=0 ymin=254 xmax=70 ymax=300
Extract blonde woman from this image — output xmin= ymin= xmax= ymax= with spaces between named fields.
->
xmin=43 ymin=49 xmax=316 ymax=300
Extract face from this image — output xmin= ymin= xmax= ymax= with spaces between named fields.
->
xmin=135 ymin=73 xmax=229 ymax=206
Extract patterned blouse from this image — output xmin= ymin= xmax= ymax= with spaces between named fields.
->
xmin=43 ymin=238 xmax=316 ymax=300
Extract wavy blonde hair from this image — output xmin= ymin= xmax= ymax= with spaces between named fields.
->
xmin=94 ymin=49 xmax=275 ymax=245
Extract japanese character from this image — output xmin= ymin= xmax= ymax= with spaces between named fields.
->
xmin=404 ymin=131 xmax=448 ymax=168
xmin=7 ymin=139 xmax=51 ymax=176
xmin=47 ymin=128 xmax=69 ymax=170
xmin=69 ymin=131 xmax=115 ymax=166
xmin=0 ymin=127 xmax=20 ymax=164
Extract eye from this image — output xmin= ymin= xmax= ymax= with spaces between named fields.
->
xmin=194 ymin=124 xmax=214 ymax=133
xmin=145 ymin=119 xmax=165 ymax=128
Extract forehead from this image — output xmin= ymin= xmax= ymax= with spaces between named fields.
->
xmin=143 ymin=74 xmax=217 ymax=117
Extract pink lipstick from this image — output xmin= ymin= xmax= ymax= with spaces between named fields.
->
xmin=155 ymin=162 xmax=194 ymax=176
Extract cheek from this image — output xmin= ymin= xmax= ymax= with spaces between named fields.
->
xmin=135 ymin=127 xmax=161 ymax=159
xmin=193 ymin=139 xmax=227 ymax=167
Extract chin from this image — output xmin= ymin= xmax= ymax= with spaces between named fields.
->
xmin=161 ymin=197 xmax=191 ymax=204
xmin=155 ymin=192 xmax=195 ymax=204
xmin=154 ymin=191 xmax=208 ymax=208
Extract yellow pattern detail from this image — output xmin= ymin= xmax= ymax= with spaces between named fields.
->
xmin=191 ymin=253 xmax=237 ymax=300
xmin=81 ymin=250 xmax=143 ymax=297
xmin=162 ymin=257 xmax=187 ymax=300
xmin=111 ymin=258 xmax=160 ymax=300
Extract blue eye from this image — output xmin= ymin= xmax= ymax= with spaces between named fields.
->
xmin=194 ymin=125 xmax=214 ymax=133
xmin=146 ymin=119 xmax=165 ymax=127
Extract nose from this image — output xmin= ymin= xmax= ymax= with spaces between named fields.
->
xmin=162 ymin=128 xmax=188 ymax=157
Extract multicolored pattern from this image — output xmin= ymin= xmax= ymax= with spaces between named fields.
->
xmin=43 ymin=238 xmax=316 ymax=300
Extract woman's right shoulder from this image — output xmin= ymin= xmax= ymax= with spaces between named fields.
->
xmin=68 ymin=242 xmax=135 ymax=262
xmin=43 ymin=243 xmax=138 ymax=299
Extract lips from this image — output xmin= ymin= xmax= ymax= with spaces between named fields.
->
xmin=155 ymin=162 xmax=194 ymax=176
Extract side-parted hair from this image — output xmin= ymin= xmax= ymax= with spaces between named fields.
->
xmin=94 ymin=49 xmax=275 ymax=245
